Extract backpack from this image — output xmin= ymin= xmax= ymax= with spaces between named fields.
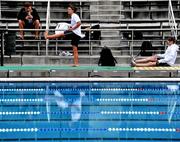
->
xmin=139 ymin=41 xmax=153 ymax=56
xmin=98 ymin=47 xmax=117 ymax=66
xmin=4 ymin=31 xmax=16 ymax=56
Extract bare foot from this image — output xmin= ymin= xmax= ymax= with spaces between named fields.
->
xmin=131 ymin=60 xmax=136 ymax=67
xmin=131 ymin=56 xmax=136 ymax=62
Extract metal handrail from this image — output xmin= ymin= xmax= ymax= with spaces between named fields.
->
xmin=0 ymin=0 xmax=177 ymax=2
xmin=168 ymin=0 xmax=178 ymax=39
xmin=46 ymin=0 xmax=50 ymax=56
xmin=0 ymin=0 xmax=1 ymax=27
xmin=1 ymin=28 xmax=180 ymax=32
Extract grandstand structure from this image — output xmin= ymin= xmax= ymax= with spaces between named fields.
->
xmin=0 ymin=0 xmax=180 ymax=66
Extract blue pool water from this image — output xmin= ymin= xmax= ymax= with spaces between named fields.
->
xmin=0 ymin=79 xmax=180 ymax=142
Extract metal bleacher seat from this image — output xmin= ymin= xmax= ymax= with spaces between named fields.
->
xmin=0 ymin=0 xmax=180 ymax=67
xmin=0 ymin=1 xmax=101 ymax=56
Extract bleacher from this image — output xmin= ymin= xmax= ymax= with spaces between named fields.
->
xmin=0 ymin=0 xmax=180 ymax=68
xmin=0 ymin=1 xmax=99 ymax=56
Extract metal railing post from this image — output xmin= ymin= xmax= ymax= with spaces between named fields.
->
xmin=90 ymin=30 xmax=92 ymax=56
xmin=80 ymin=0 xmax=83 ymax=19
xmin=168 ymin=0 xmax=177 ymax=39
xmin=46 ymin=0 xmax=50 ymax=56
xmin=0 ymin=0 xmax=1 ymax=17
xmin=89 ymin=25 xmax=91 ymax=56
xmin=131 ymin=30 xmax=134 ymax=57
xmin=0 ymin=0 xmax=1 ymax=26
xmin=55 ymin=39 xmax=58 ymax=55
xmin=1 ymin=31 xmax=4 ymax=66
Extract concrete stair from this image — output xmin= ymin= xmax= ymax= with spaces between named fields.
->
xmin=90 ymin=1 xmax=123 ymax=20
xmin=3 ymin=55 xmax=131 ymax=66
xmin=90 ymin=1 xmax=123 ymax=48
xmin=3 ymin=54 xmax=180 ymax=66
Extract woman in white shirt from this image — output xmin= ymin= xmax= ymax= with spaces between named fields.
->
xmin=132 ymin=37 xmax=179 ymax=67
xmin=45 ymin=4 xmax=84 ymax=67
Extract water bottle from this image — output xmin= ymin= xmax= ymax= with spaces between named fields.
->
xmin=27 ymin=12 xmax=33 ymax=24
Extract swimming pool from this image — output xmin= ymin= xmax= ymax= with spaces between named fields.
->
xmin=0 ymin=78 xmax=179 ymax=142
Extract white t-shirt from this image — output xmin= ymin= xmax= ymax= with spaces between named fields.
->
xmin=157 ymin=43 xmax=179 ymax=66
xmin=71 ymin=13 xmax=84 ymax=38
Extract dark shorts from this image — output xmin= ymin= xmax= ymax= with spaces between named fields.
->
xmin=24 ymin=21 xmax=35 ymax=29
xmin=156 ymin=61 xmax=170 ymax=67
xmin=64 ymin=31 xmax=81 ymax=47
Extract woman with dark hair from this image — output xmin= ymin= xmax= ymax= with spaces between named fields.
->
xmin=132 ymin=37 xmax=179 ymax=67
xmin=44 ymin=4 xmax=84 ymax=67
xmin=98 ymin=47 xmax=117 ymax=66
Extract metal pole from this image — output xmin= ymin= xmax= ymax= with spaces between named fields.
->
xmin=0 ymin=0 xmax=1 ymax=18
xmin=1 ymin=31 xmax=4 ymax=66
xmin=55 ymin=39 xmax=58 ymax=55
xmin=131 ymin=30 xmax=134 ymax=57
xmin=46 ymin=0 xmax=50 ymax=56
xmin=80 ymin=0 xmax=83 ymax=19
xmin=89 ymin=25 xmax=91 ymax=56
xmin=0 ymin=0 xmax=1 ymax=25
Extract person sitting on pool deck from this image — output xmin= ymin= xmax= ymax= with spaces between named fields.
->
xmin=131 ymin=37 xmax=179 ymax=67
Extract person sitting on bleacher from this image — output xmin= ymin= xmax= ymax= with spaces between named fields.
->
xmin=44 ymin=4 xmax=84 ymax=67
xmin=17 ymin=2 xmax=40 ymax=40
xmin=132 ymin=37 xmax=179 ymax=67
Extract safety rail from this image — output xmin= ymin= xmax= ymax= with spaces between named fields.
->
xmin=46 ymin=0 xmax=50 ymax=56
xmin=3 ymin=18 xmax=180 ymax=24
xmin=168 ymin=0 xmax=178 ymax=39
xmin=0 ymin=0 xmax=178 ymax=2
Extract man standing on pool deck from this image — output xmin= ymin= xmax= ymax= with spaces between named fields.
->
xmin=45 ymin=4 xmax=84 ymax=67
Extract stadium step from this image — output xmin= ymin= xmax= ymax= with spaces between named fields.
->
xmin=3 ymin=55 xmax=180 ymax=66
